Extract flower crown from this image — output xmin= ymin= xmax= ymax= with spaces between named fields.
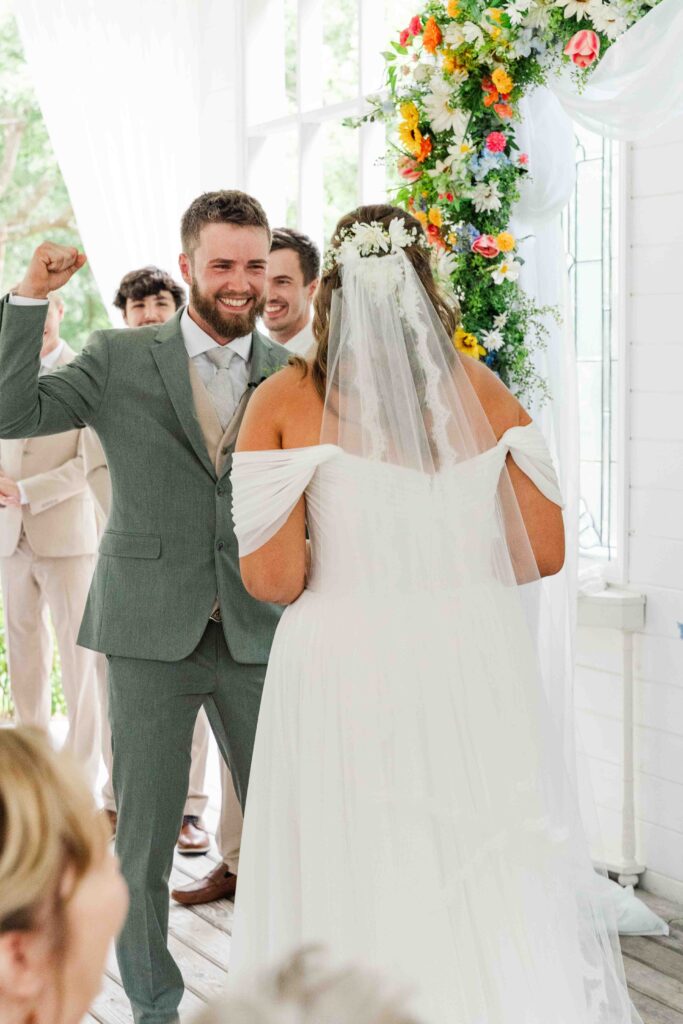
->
xmin=322 ymin=217 xmax=430 ymax=274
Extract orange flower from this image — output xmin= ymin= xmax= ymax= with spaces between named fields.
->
xmin=494 ymin=102 xmax=513 ymax=119
xmin=428 ymin=206 xmax=443 ymax=228
xmin=483 ymin=91 xmax=499 ymax=107
xmin=416 ymin=134 xmax=433 ymax=163
xmin=415 ymin=210 xmax=428 ymax=226
xmin=491 ymin=67 xmax=513 ymax=95
xmin=447 ymin=0 xmax=460 ymax=15
xmin=422 ymin=17 xmax=442 ymax=54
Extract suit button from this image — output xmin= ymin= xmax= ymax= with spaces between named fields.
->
xmin=216 ymin=486 xmax=224 ymax=497
xmin=216 ymin=540 xmax=224 ymax=551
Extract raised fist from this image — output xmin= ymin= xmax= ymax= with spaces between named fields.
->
xmin=15 ymin=242 xmax=87 ymax=300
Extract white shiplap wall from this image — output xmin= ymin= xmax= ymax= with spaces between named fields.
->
xmin=574 ymin=115 xmax=683 ymax=901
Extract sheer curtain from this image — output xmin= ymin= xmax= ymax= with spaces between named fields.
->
xmin=14 ymin=0 xmax=204 ymax=315
xmin=512 ymin=0 xmax=683 ymax=841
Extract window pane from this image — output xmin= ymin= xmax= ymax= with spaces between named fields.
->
xmin=575 ymin=262 xmax=603 ymax=360
xmin=577 ymin=361 xmax=603 ymax=464
xmin=322 ymin=0 xmax=359 ymax=105
xmin=575 ymin=159 xmax=602 ymax=263
xmin=322 ymin=121 xmax=359 ymax=242
xmin=285 ymin=0 xmax=297 ymax=113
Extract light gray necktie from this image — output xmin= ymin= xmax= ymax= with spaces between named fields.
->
xmin=205 ymin=346 xmax=240 ymax=430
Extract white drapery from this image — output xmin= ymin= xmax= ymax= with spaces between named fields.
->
xmin=12 ymin=0 xmax=241 ymax=317
xmin=512 ymin=0 xmax=683 ymax=840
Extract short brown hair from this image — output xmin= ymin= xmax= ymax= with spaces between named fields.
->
xmin=270 ymin=228 xmax=320 ymax=285
xmin=305 ymin=204 xmax=459 ymax=400
xmin=113 ymin=266 xmax=185 ymax=312
xmin=180 ymin=190 xmax=271 ymax=256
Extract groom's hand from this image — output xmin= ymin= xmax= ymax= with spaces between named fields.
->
xmin=15 ymin=242 xmax=87 ymax=299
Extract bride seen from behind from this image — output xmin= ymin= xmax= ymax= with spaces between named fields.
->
xmin=229 ymin=204 xmax=639 ymax=1023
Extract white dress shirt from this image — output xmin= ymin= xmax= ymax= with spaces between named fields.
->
xmin=180 ymin=307 xmax=252 ymax=401
xmin=282 ymin=320 xmax=315 ymax=357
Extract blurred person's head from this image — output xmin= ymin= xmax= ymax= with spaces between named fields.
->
xmin=195 ymin=946 xmax=421 ymax=1024
xmin=263 ymin=229 xmax=320 ymax=345
xmin=113 ymin=266 xmax=185 ymax=327
xmin=179 ymin=190 xmax=270 ymax=345
xmin=0 ymin=728 xmax=128 ymax=1024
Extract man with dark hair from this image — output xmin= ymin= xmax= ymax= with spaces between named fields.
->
xmin=263 ymin=227 xmax=320 ymax=355
xmin=0 ymin=189 xmax=290 ymax=1024
xmin=113 ymin=265 xmax=186 ymax=327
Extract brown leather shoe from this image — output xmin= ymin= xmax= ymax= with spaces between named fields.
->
xmin=104 ymin=809 xmax=117 ymax=837
xmin=171 ymin=862 xmax=236 ymax=905
xmin=176 ymin=815 xmax=211 ymax=855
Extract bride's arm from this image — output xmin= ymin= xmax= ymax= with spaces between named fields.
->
xmin=233 ymin=369 xmax=308 ymax=605
xmin=462 ymin=359 xmax=565 ymax=579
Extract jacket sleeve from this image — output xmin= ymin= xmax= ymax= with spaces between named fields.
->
xmin=0 ymin=296 xmax=110 ymax=438
xmin=19 ymin=440 xmax=89 ymax=515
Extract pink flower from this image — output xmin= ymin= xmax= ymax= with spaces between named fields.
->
xmin=564 ymin=30 xmax=600 ymax=70
xmin=517 ymin=152 xmax=529 ymax=166
xmin=408 ymin=15 xmax=423 ymax=36
xmin=471 ymin=234 xmax=500 ymax=260
xmin=399 ymin=28 xmax=411 ymax=46
xmin=486 ymin=132 xmax=507 ymax=154
xmin=397 ymin=155 xmax=422 ymax=183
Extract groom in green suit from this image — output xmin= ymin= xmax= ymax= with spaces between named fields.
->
xmin=0 ymin=191 xmax=290 ymax=1023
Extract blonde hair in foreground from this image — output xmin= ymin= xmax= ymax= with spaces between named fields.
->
xmin=0 ymin=727 xmax=108 ymax=938
xmin=196 ymin=946 xmax=421 ymax=1024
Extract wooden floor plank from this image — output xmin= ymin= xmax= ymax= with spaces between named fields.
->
xmin=624 ymin=955 xmax=683 ymax=1012
xmin=639 ymin=892 xmax=683 ymax=925
xmin=630 ymin=989 xmax=683 ymax=1024
xmin=169 ymin=900 xmax=231 ymax=969
xmin=621 ymin=936 xmax=683 ymax=982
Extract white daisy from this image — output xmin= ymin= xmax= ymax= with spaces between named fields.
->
xmin=507 ymin=0 xmax=534 ymax=25
xmin=590 ymin=1 xmax=628 ymax=38
xmin=555 ymin=0 xmax=597 ymax=20
xmin=481 ymin=328 xmax=505 ymax=351
xmin=462 ymin=21 xmax=485 ymax=46
xmin=491 ymin=259 xmax=522 ymax=284
xmin=443 ymin=22 xmax=466 ymax=47
xmin=387 ymin=217 xmax=415 ymax=251
xmin=493 ymin=311 xmax=509 ymax=329
xmin=423 ymin=76 xmax=468 ymax=136
xmin=353 ymin=223 xmax=390 ymax=255
xmin=470 ymin=181 xmax=502 ymax=213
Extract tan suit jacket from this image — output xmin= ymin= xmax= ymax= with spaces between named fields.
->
xmin=0 ymin=342 xmax=100 ymax=558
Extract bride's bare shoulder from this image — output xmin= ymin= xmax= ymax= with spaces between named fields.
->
xmin=236 ymin=361 xmax=321 ymax=451
xmin=458 ymin=355 xmax=530 ymax=437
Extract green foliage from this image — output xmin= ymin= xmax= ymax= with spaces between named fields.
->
xmin=0 ymin=14 xmax=110 ymax=350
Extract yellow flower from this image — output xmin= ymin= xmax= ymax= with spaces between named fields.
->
xmin=447 ymin=232 xmax=458 ymax=246
xmin=447 ymin=0 xmax=460 ymax=16
xmin=487 ymin=7 xmax=503 ymax=21
xmin=399 ymin=101 xmax=419 ymax=130
xmin=491 ymin=67 xmax=513 ymax=95
xmin=415 ymin=210 xmax=428 ymax=226
xmin=454 ymin=328 xmax=486 ymax=360
xmin=496 ymin=231 xmax=515 ymax=252
xmin=399 ymin=121 xmax=423 ymax=158
xmin=441 ymin=49 xmax=456 ymax=74
xmin=428 ymin=207 xmax=443 ymax=228
xmin=490 ymin=25 xmax=501 ymax=40
xmin=459 ymin=142 xmax=473 ymax=155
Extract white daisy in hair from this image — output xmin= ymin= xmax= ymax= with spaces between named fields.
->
xmin=387 ymin=217 xmax=416 ymax=251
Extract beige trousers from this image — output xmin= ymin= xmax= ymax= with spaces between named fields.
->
xmin=0 ymin=534 xmax=101 ymax=788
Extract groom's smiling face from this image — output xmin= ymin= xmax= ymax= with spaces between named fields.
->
xmin=179 ymin=223 xmax=269 ymax=344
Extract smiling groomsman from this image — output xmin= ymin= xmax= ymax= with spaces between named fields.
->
xmin=262 ymin=228 xmax=320 ymax=356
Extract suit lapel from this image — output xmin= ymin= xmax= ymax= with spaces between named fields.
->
xmin=151 ymin=315 xmax=217 ymax=481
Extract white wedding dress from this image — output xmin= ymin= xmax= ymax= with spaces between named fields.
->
xmin=229 ymin=427 xmax=638 ymax=1023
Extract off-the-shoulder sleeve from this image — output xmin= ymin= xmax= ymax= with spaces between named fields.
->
xmin=231 ymin=444 xmax=339 ymax=556
xmin=497 ymin=424 xmax=564 ymax=508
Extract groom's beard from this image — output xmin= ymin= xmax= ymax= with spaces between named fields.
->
xmin=190 ymin=281 xmax=266 ymax=340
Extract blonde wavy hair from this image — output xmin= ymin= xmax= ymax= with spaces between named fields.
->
xmin=0 ymin=728 xmax=108 ymax=942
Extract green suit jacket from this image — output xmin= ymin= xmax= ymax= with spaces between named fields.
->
xmin=0 ymin=299 xmax=290 ymax=663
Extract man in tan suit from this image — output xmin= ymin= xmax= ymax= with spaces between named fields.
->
xmin=88 ymin=265 xmax=243 ymax=863
xmin=0 ymin=292 xmax=101 ymax=786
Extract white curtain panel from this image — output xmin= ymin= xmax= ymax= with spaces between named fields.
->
xmin=14 ymin=0 xmax=203 ymax=316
